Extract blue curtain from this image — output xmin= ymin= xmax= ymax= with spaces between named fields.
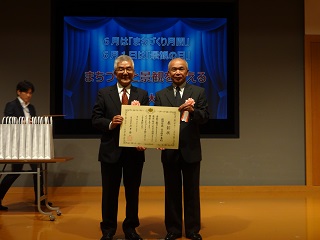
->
xmin=63 ymin=17 xmax=227 ymax=119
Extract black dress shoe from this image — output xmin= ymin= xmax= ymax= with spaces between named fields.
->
xmin=100 ymin=232 xmax=114 ymax=240
xmin=164 ymin=232 xmax=182 ymax=240
xmin=186 ymin=233 xmax=202 ymax=240
xmin=124 ymin=229 xmax=142 ymax=240
xmin=0 ymin=204 xmax=8 ymax=211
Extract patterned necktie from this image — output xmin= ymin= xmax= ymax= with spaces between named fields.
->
xmin=175 ymin=86 xmax=182 ymax=106
xmin=122 ymin=88 xmax=128 ymax=105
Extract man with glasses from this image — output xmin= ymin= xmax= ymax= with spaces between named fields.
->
xmin=92 ymin=55 xmax=149 ymax=240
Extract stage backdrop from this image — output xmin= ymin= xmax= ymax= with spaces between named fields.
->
xmin=62 ymin=17 xmax=228 ymax=120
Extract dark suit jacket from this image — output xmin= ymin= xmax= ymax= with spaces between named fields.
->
xmin=4 ymin=98 xmax=36 ymax=117
xmin=155 ymin=83 xmax=209 ymax=163
xmin=92 ymin=84 xmax=149 ymax=163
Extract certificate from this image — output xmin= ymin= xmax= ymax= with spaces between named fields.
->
xmin=119 ymin=105 xmax=180 ymax=149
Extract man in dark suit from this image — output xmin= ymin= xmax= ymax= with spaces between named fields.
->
xmin=92 ymin=55 xmax=149 ymax=240
xmin=0 ymin=80 xmax=52 ymax=210
xmin=155 ymin=58 xmax=209 ymax=240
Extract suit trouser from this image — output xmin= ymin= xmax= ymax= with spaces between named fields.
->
xmin=162 ymin=157 xmax=201 ymax=235
xmin=100 ymin=159 xmax=144 ymax=234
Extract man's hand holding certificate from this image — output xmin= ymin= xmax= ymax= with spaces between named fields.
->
xmin=119 ymin=105 xmax=180 ymax=149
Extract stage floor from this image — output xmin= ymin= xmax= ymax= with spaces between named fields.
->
xmin=1 ymin=186 xmax=320 ymax=240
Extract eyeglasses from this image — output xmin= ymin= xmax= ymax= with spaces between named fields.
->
xmin=116 ymin=67 xmax=134 ymax=73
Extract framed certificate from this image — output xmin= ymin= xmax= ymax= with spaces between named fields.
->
xmin=119 ymin=105 xmax=180 ymax=149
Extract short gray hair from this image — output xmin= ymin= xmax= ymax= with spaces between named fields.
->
xmin=167 ymin=58 xmax=189 ymax=71
xmin=114 ymin=55 xmax=135 ymax=70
